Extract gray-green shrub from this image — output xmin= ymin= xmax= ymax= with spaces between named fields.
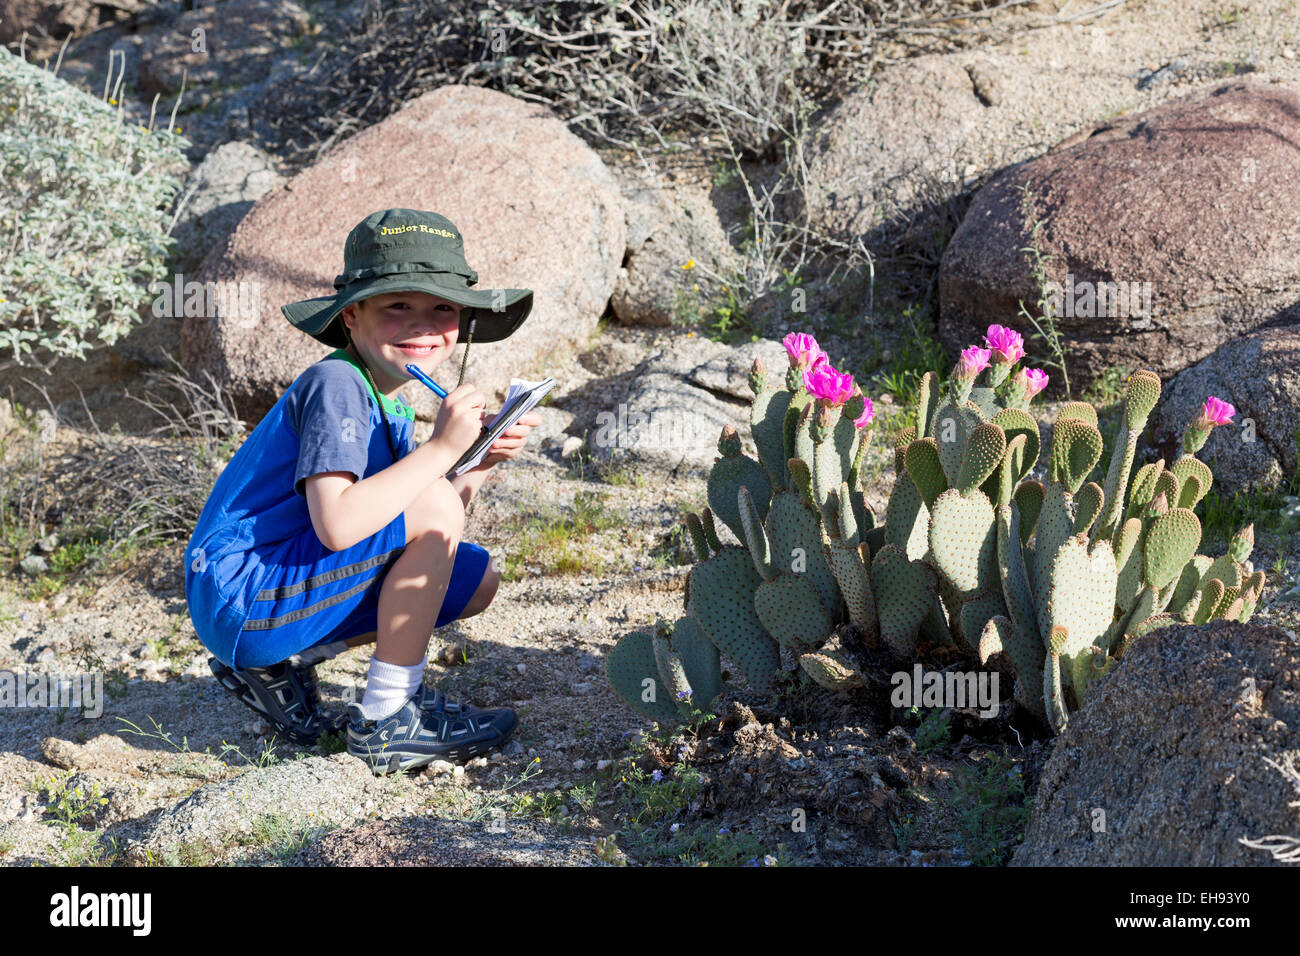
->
xmin=0 ymin=46 xmax=188 ymax=372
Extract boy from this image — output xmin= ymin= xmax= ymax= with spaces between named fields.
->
xmin=184 ymin=208 xmax=542 ymax=774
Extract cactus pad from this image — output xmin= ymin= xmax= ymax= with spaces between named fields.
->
xmin=687 ymin=546 xmax=780 ymax=691
xmin=904 ymin=438 xmax=948 ymax=510
xmin=956 ymin=422 xmax=1008 ymax=496
xmin=607 ymin=629 xmax=682 ymax=722
xmin=754 ymin=572 xmax=833 ymax=651
xmin=872 ymin=544 xmax=937 ymax=656
xmin=1050 ymin=417 xmax=1103 ymax=494
xmin=1142 ymin=507 xmax=1201 ymax=590
xmin=929 ymin=487 xmax=997 ymax=597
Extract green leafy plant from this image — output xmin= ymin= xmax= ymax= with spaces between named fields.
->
xmin=0 ymin=45 xmax=187 ymax=373
xmin=913 ymin=707 xmax=951 ymax=754
xmin=953 ymin=752 xmax=1032 ymax=865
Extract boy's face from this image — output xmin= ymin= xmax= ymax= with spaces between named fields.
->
xmin=341 ymin=291 xmax=462 ymax=392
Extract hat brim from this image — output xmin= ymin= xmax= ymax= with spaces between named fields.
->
xmin=281 ymin=274 xmax=532 ymax=349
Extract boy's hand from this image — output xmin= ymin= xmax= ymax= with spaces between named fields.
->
xmin=477 ymin=410 xmax=543 ymax=469
xmin=430 ymin=383 xmax=488 ymax=458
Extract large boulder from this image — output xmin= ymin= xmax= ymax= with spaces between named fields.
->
xmin=182 ymin=84 xmax=625 ymax=422
xmin=1154 ymin=325 xmax=1300 ymax=491
xmin=296 ymin=816 xmax=606 ymax=866
xmin=169 ymin=141 xmax=285 ymax=275
xmin=581 ymin=336 xmax=787 ymax=476
xmin=800 ymin=55 xmax=986 ymax=242
xmin=1014 ymin=621 xmax=1300 ymax=866
xmin=136 ymin=0 xmax=312 ymax=96
xmin=940 ymin=81 xmax=1300 ymax=389
xmin=607 ymin=156 xmax=743 ymax=328
xmin=0 ymin=0 xmax=148 ymax=48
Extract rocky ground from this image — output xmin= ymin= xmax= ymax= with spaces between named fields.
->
xmin=2 ymin=0 xmax=1299 ymax=867
xmin=0 ymin=311 xmax=1296 ymax=866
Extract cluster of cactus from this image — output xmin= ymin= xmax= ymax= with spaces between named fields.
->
xmin=606 ymin=330 xmax=1263 ymax=734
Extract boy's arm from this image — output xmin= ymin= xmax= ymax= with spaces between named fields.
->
xmin=306 ymin=440 xmax=464 ymax=552
xmin=292 ymin=368 xmax=487 ymax=552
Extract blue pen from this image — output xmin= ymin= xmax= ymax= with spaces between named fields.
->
xmin=405 ymin=363 xmax=448 ymax=399
xmin=405 ymin=363 xmax=494 ymax=448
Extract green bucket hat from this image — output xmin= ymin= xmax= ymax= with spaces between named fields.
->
xmin=280 ymin=208 xmax=533 ymax=349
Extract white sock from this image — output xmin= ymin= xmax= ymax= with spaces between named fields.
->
xmin=289 ymin=640 xmax=350 ymax=667
xmin=359 ymin=656 xmax=426 ymax=720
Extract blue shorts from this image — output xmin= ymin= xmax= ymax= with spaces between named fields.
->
xmin=223 ymin=512 xmax=491 ymax=670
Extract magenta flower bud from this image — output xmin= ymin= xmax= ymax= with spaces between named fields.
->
xmin=983 ymin=325 xmax=1025 ymax=365
xmin=853 ymin=396 xmax=875 ymax=429
xmin=957 ymin=346 xmax=992 ymax=379
xmin=783 ymin=332 xmax=828 ymax=370
xmin=1019 ymin=367 xmax=1049 ymax=400
xmin=1201 ymin=396 xmax=1235 ymax=426
xmin=802 ymin=363 xmax=855 ymax=406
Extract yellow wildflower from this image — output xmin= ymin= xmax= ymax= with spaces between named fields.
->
xmin=682 ymin=259 xmax=696 ymax=270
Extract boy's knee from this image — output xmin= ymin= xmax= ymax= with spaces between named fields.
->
xmin=406 ymin=479 xmax=465 ymax=544
xmin=461 ymin=564 xmax=499 ymax=618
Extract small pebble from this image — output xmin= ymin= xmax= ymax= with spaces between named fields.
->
xmin=19 ymin=555 xmax=48 ymax=575
xmin=503 ymin=740 xmax=525 ymax=756
xmin=452 ymin=765 xmax=465 ymax=779
xmin=35 ymin=646 xmax=56 ymax=664
xmin=428 ymin=760 xmax=455 ymax=775
xmin=467 ymin=756 xmax=488 ymax=769
xmin=572 ymin=758 xmax=586 ymax=771
xmin=515 ymin=662 xmax=526 ymax=675
xmin=596 ymin=759 xmax=612 ymax=771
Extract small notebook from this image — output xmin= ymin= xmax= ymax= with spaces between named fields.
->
xmin=447 ymin=377 xmax=556 ymax=478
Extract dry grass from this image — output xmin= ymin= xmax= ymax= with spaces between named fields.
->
xmin=0 ymin=351 xmax=244 ymax=574
xmin=256 ymin=0 xmax=1107 ymax=169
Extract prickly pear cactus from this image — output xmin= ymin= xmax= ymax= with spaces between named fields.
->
xmin=607 ymin=329 xmax=1268 ymax=735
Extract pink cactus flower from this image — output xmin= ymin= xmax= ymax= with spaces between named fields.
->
xmin=1019 ymin=367 xmax=1049 ymax=399
xmin=1202 ymin=396 xmax=1235 ymax=426
xmin=983 ymin=325 xmax=1025 ymax=365
xmin=783 ymin=332 xmax=828 ymax=370
xmin=958 ymin=346 xmax=992 ymax=379
xmin=853 ymin=396 xmax=875 ymax=429
xmin=803 ymin=363 xmax=855 ymax=406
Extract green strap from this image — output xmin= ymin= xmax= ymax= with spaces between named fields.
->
xmin=326 ymin=348 xmax=415 ymax=421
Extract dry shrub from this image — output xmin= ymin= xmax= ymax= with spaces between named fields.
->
xmin=0 ymin=353 xmax=244 ymax=569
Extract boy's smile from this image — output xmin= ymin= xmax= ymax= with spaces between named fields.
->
xmin=341 ymin=291 xmax=461 ymax=396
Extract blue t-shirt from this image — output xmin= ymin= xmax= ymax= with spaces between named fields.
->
xmin=184 ymin=349 xmax=416 ymax=643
